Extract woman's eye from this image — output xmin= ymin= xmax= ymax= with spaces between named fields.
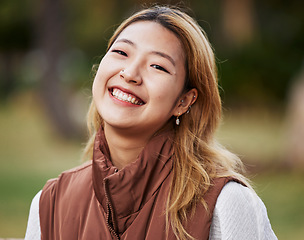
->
xmin=112 ymin=49 xmax=127 ymax=56
xmin=151 ymin=64 xmax=170 ymax=74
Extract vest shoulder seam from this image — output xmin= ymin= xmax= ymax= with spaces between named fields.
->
xmin=60 ymin=160 xmax=92 ymax=176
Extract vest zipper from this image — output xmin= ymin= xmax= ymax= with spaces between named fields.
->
xmin=104 ymin=179 xmax=120 ymax=240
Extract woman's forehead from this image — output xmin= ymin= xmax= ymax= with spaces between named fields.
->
xmin=114 ymin=21 xmax=185 ymax=60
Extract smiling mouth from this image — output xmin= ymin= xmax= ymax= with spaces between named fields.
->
xmin=110 ymin=88 xmax=145 ymax=105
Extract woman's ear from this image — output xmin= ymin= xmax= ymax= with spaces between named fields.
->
xmin=173 ymin=88 xmax=198 ymax=117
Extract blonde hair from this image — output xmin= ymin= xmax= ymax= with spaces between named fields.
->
xmin=84 ymin=6 xmax=249 ymax=240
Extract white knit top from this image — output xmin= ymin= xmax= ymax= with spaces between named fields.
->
xmin=24 ymin=182 xmax=277 ymax=240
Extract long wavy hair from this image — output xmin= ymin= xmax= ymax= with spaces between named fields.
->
xmin=83 ymin=6 xmax=249 ymax=240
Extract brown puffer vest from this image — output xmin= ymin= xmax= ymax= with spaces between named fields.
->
xmin=39 ymin=128 xmax=237 ymax=239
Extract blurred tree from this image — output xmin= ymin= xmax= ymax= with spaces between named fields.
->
xmin=215 ymin=0 xmax=304 ymax=107
xmin=35 ymin=0 xmax=79 ymax=138
xmin=0 ymin=0 xmax=32 ymax=100
xmin=221 ymin=0 xmax=256 ymax=47
xmin=285 ymin=63 xmax=304 ymax=169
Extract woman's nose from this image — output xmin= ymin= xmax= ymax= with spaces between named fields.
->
xmin=119 ymin=65 xmax=142 ymax=85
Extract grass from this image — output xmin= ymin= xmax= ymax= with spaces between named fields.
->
xmin=0 ymin=92 xmax=81 ymax=237
xmin=253 ymin=171 xmax=304 ymax=239
xmin=0 ymin=91 xmax=303 ymax=239
xmin=217 ymin=108 xmax=286 ymax=166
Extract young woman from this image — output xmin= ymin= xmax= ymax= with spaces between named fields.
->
xmin=25 ymin=6 xmax=277 ymax=240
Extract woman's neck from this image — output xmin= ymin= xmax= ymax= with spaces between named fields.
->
xmin=104 ymin=125 xmax=150 ymax=169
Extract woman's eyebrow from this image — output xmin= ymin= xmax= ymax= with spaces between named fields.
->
xmin=150 ymin=51 xmax=175 ymax=67
xmin=115 ymin=38 xmax=135 ymax=46
xmin=115 ymin=38 xmax=176 ymax=66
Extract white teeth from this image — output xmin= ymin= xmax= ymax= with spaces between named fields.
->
xmin=112 ymin=88 xmax=142 ymax=105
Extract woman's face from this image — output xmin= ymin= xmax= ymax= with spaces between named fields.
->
xmin=92 ymin=21 xmax=186 ymax=138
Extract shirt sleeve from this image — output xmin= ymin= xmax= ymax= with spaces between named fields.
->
xmin=209 ymin=181 xmax=278 ymax=240
xmin=24 ymin=190 xmax=42 ymax=240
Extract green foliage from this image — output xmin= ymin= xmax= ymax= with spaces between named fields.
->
xmin=0 ymin=0 xmax=33 ymax=50
xmin=1 ymin=0 xmax=303 ymax=105
xmin=215 ymin=0 xmax=304 ymax=106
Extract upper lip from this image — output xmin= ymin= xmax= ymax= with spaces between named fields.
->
xmin=109 ymin=86 xmax=146 ymax=104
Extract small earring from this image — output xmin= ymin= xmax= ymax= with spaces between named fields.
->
xmin=176 ymin=114 xmax=180 ymax=126
xmin=186 ymin=105 xmax=191 ymax=114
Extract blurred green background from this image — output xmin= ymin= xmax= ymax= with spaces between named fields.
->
xmin=1 ymin=0 xmax=304 ymax=239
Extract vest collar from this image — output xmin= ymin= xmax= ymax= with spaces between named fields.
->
xmin=92 ymin=127 xmax=174 ymax=234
